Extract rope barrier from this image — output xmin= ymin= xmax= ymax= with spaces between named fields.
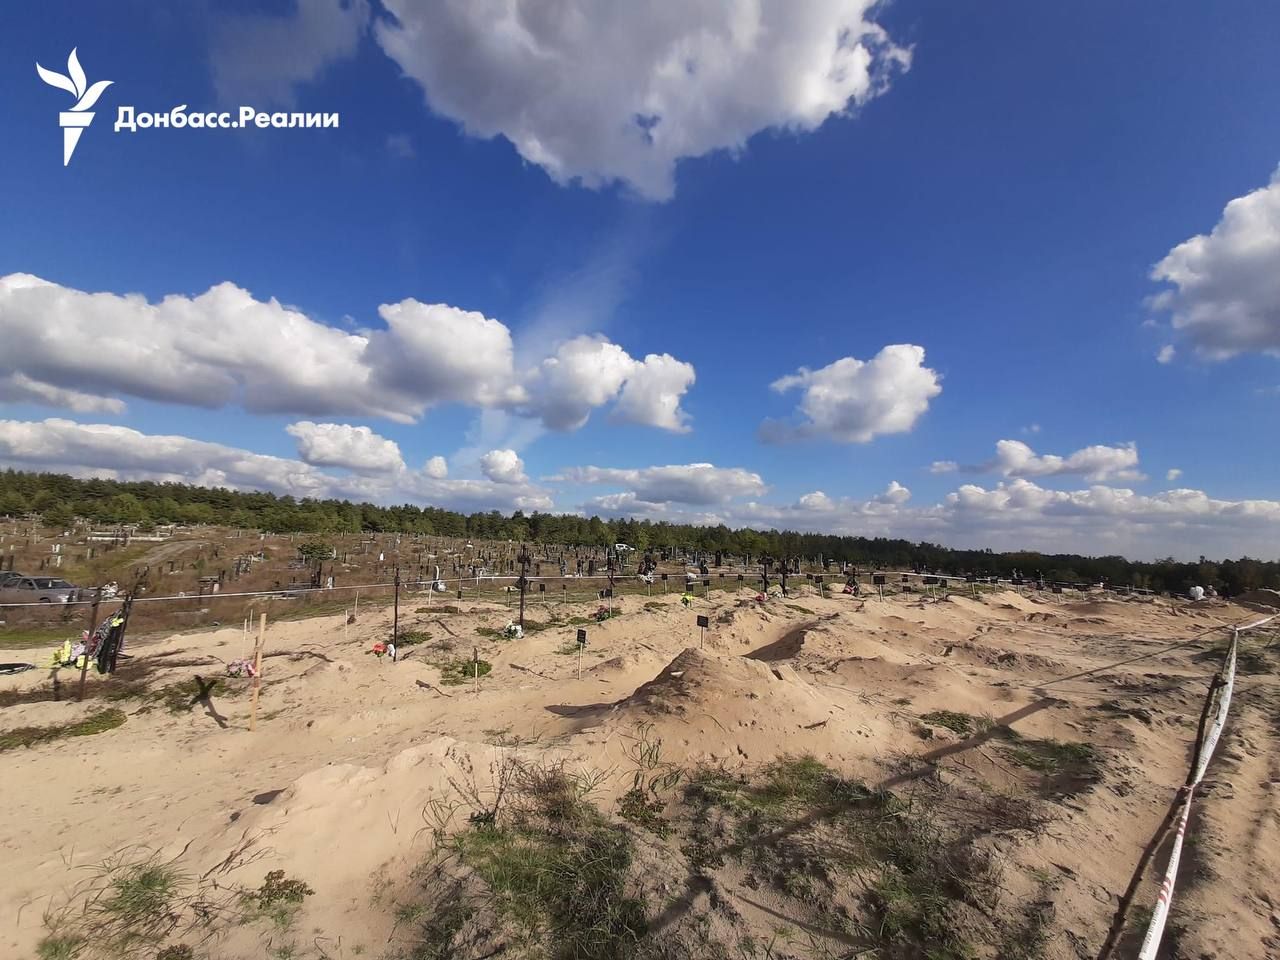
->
xmin=1136 ymin=613 xmax=1277 ymax=959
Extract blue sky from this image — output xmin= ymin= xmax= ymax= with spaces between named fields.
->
xmin=2 ymin=1 xmax=1279 ymax=559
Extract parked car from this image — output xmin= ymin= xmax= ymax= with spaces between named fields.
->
xmin=0 ymin=576 xmax=82 ymax=603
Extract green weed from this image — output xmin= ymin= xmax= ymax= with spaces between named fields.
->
xmin=0 ymin=708 xmax=126 ymax=752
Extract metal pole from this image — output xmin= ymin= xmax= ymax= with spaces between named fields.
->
xmin=393 ymin=565 xmax=400 ymax=647
xmin=519 ymin=546 xmax=528 ymax=630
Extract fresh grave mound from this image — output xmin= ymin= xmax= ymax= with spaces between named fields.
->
xmin=1236 ymin=588 xmax=1280 ymax=611
xmin=185 ymin=736 xmax=543 ymax=953
xmin=744 ymin=621 xmax=819 ymax=660
xmin=605 ymin=648 xmax=890 ymax=765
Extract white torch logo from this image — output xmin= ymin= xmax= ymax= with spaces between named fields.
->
xmin=36 ymin=48 xmax=113 ymax=167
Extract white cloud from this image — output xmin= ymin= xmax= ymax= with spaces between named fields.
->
xmin=1021 ymin=423 xmax=1041 ymax=435
xmin=565 ymin=462 xmax=766 ymax=505
xmin=875 ymin=480 xmax=911 ymax=505
xmin=1156 ymin=345 xmax=1176 ymax=364
xmin=479 ymin=448 xmax=527 ymax=484
xmin=521 ymin=336 xmax=635 ymax=430
xmin=942 ymin=440 xmax=1144 ymax=483
xmin=211 ymin=0 xmax=370 ymax=106
xmin=519 ymin=336 xmax=695 ymax=431
xmin=1149 ymin=165 xmax=1280 ymax=358
xmin=613 ymin=353 xmax=696 ymax=433
xmin=0 ymin=373 xmax=126 ymax=414
xmin=374 ymin=0 xmax=909 ymax=200
xmin=424 ymin=455 xmax=449 ymax=479
xmin=0 ymin=274 xmax=695 ymax=434
xmin=1167 ymin=468 xmax=1183 ymax=482
xmin=368 ymin=298 xmax=525 ymax=410
xmin=763 ymin=344 xmax=941 ymax=443
xmin=7 ymin=417 xmax=1278 ymax=560
xmin=286 ymin=421 xmax=404 ymax=473
xmin=0 ymin=418 xmax=552 ymax=514
xmin=728 ymin=479 xmax=1280 ymax=560
xmin=986 ymin=439 xmax=1144 ymax=483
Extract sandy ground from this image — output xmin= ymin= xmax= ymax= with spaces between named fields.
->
xmin=1 ymin=586 xmax=1277 ymax=959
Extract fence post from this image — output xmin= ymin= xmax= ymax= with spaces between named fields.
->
xmin=249 ymin=613 xmax=265 ymax=731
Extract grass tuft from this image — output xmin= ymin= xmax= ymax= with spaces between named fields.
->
xmin=436 ymin=659 xmax=492 ymax=685
xmin=0 ymin=708 xmax=126 ymax=752
xmin=921 ymin=710 xmax=976 ymax=736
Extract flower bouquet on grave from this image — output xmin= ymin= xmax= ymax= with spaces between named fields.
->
xmin=226 ymin=658 xmax=257 ymax=678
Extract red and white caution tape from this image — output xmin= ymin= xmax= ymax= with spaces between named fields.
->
xmin=1137 ymin=613 xmax=1276 ymax=959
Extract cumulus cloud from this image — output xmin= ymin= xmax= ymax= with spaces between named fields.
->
xmin=762 ymin=345 xmax=941 ymax=443
xmin=211 ymin=0 xmax=370 ymax=105
xmin=1156 ymin=345 xmax=1176 ymax=364
xmin=479 ymin=448 xmax=527 ymax=484
xmin=0 ymin=373 xmax=126 ymax=414
xmin=521 ymin=336 xmax=635 ymax=430
xmin=424 ymin=455 xmax=449 ymax=479
xmin=517 ymin=337 xmax=696 ymax=432
xmin=374 ymin=0 xmax=909 ymax=200
xmin=875 ymin=480 xmax=911 ymax=505
xmin=286 ymin=421 xmax=404 ymax=473
xmin=941 ymin=440 xmax=1144 ymax=483
xmin=1149 ymin=165 xmax=1280 ymax=357
xmin=565 ymin=462 xmax=766 ymax=505
xmin=725 ymin=479 xmax=1280 ymax=560
xmin=0 ymin=274 xmax=695 ymax=433
xmin=0 ymin=418 xmax=552 ymax=513
xmin=986 ymin=439 xmax=1143 ymax=483
xmin=1167 ymin=468 xmax=1183 ymax=482
xmin=613 ymin=354 xmax=696 ymax=433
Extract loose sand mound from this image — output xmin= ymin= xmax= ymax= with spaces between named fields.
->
xmin=601 ymin=647 xmax=891 ymax=765
xmin=1236 ymin=588 xmax=1280 ymax=610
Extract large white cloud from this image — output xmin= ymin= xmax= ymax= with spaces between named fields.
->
xmin=519 ymin=336 xmax=696 ymax=431
xmin=565 ymin=462 xmax=767 ymax=505
xmin=613 ymin=353 xmax=696 ymax=433
xmin=0 ymin=418 xmax=552 ymax=513
xmin=763 ymin=344 xmax=941 ymax=443
xmin=934 ymin=440 xmax=1144 ymax=484
xmin=374 ymin=0 xmax=909 ymax=200
xmin=0 ymin=274 xmax=695 ymax=433
xmin=479 ymin=448 xmax=528 ymax=484
xmin=1149 ymin=166 xmax=1280 ymax=358
xmin=286 ymin=421 xmax=405 ymax=473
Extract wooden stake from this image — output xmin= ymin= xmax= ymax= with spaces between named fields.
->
xmin=249 ymin=613 xmax=265 ymax=731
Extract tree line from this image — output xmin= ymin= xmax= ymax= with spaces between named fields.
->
xmin=1 ymin=469 xmax=1276 ymax=596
